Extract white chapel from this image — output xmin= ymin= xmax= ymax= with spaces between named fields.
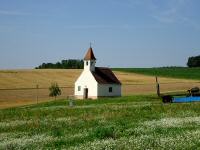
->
xmin=74 ymin=47 xmax=121 ymax=99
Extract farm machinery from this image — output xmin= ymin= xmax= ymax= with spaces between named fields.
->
xmin=161 ymin=87 xmax=200 ymax=103
xmin=155 ymin=77 xmax=200 ymax=103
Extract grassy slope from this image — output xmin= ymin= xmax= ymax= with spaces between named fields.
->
xmin=113 ymin=67 xmax=200 ymax=80
xmin=1 ymin=95 xmax=200 ymax=149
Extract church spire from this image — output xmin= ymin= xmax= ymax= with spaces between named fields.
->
xmin=84 ymin=46 xmax=96 ymax=60
xmin=84 ymin=46 xmax=96 ymax=72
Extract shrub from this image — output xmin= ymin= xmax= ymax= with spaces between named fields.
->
xmin=49 ymin=82 xmax=61 ymax=100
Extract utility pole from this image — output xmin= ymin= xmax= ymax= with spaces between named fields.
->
xmin=36 ymin=84 xmax=39 ymax=104
xmin=156 ymin=76 xmax=160 ymax=97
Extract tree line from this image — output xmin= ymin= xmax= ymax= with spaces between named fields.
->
xmin=187 ymin=55 xmax=200 ymax=67
xmin=35 ymin=59 xmax=84 ymax=69
xmin=35 ymin=55 xmax=200 ymax=69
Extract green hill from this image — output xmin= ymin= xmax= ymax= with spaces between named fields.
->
xmin=113 ymin=67 xmax=200 ymax=80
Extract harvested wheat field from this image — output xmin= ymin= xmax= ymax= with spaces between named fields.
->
xmin=115 ymin=71 xmax=200 ymax=94
xmin=0 ymin=69 xmax=82 ymax=89
xmin=0 ymin=69 xmax=199 ymax=108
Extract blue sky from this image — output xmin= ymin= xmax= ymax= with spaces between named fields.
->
xmin=0 ymin=0 xmax=200 ymax=69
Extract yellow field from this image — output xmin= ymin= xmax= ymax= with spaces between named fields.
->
xmin=0 ymin=69 xmax=199 ymax=109
xmin=0 ymin=69 xmax=81 ymax=89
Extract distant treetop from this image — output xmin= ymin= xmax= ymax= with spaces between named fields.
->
xmin=187 ymin=55 xmax=200 ymax=67
xmin=35 ymin=59 xmax=84 ymax=69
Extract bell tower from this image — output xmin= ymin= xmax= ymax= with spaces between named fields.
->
xmin=84 ymin=46 xmax=96 ymax=72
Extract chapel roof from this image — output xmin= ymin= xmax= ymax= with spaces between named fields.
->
xmin=92 ymin=67 xmax=121 ymax=85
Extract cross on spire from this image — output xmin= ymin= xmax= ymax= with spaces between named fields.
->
xmin=90 ymin=42 xmax=92 ymax=48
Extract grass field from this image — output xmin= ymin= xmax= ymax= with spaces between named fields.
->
xmin=1 ymin=95 xmax=200 ymax=149
xmin=0 ymin=69 xmax=200 ymax=109
xmin=113 ymin=67 xmax=200 ymax=80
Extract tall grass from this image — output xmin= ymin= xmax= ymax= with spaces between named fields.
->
xmin=1 ymin=95 xmax=200 ymax=149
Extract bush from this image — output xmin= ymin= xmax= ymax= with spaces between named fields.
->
xmin=49 ymin=82 xmax=62 ymax=100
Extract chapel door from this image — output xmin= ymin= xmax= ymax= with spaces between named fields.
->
xmin=84 ymin=88 xmax=88 ymax=99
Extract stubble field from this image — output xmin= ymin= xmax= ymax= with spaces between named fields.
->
xmin=0 ymin=69 xmax=199 ymax=108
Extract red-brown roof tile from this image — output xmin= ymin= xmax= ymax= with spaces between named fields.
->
xmin=92 ymin=67 xmax=121 ymax=84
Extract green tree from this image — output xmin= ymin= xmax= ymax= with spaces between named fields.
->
xmin=187 ymin=55 xmax=200 ymax=67
xmin=49 ymin=82 xmax=62 ymax=100
xmin=35 ymin=59 xmax=84 ymax=69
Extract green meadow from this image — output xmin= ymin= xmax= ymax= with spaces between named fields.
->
xmin=113 ymin=67 xmax=200 ymax=80
xmin=1 ymin=95 xmax=200 ymax=149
